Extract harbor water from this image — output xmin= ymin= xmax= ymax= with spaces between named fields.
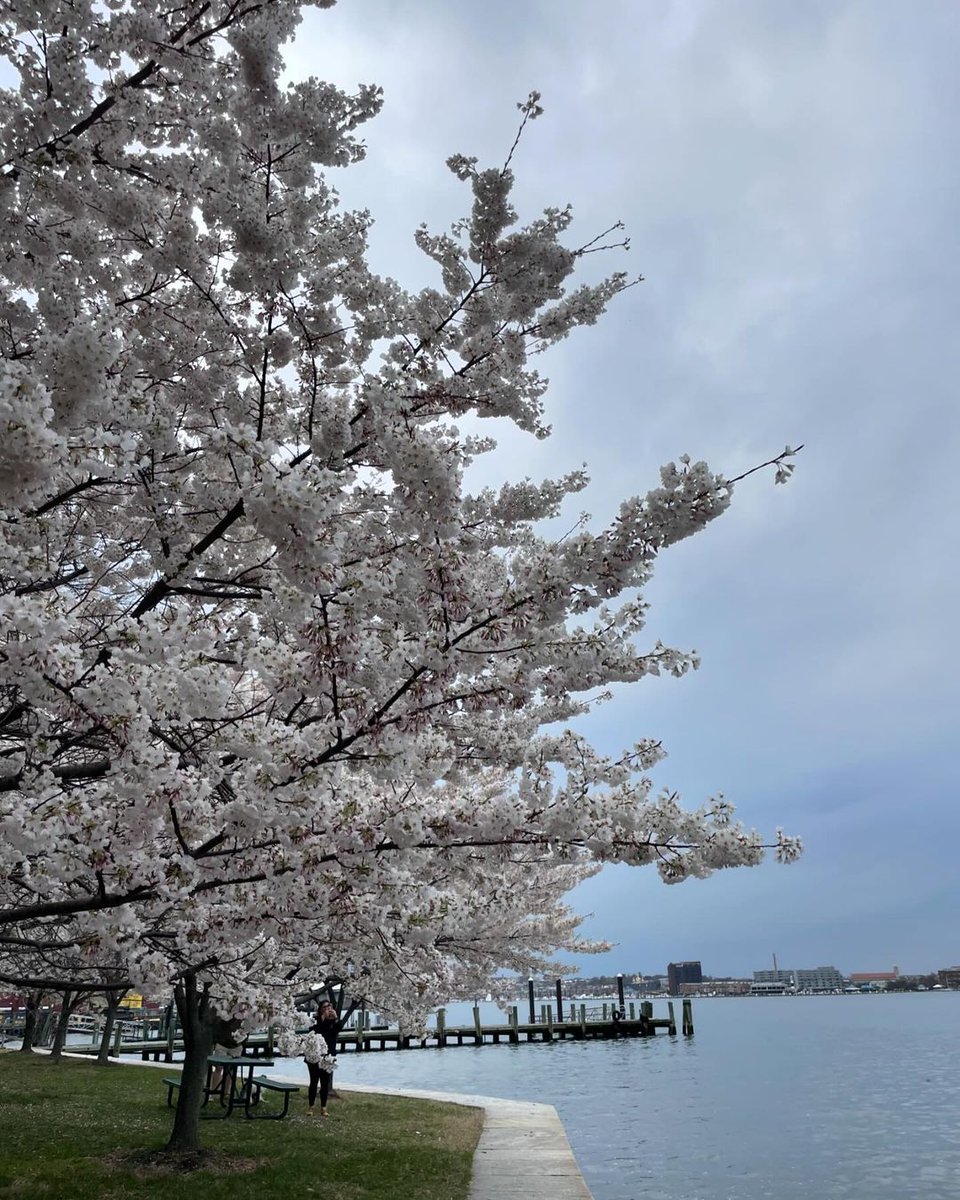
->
xmin=273 ymin=992 xmax=960 ymax=1200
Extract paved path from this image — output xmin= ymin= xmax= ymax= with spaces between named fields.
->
xmin=338 ymin=1082 xmax=594 ymax=1200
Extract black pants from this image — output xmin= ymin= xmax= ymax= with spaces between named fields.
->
xmin=306 ymin=1063 xmax=332 ymax=1108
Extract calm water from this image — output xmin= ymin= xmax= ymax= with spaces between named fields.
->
xmin=273 ymin=993 xmax=960 ymax=1200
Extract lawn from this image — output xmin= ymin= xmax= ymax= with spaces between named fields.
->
xmin=0 ymin=1051 xmax=483 ymax=1200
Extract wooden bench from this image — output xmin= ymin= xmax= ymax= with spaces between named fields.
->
xmin=248 ymin=1075 xmax=300 ymax=1120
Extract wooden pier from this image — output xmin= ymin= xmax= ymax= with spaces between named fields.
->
xmin=61 ymin=998 xmax=694 ymax=1062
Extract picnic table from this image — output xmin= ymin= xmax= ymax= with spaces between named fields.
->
xmin=162 ymin=1054 xmax=300 ymax=1120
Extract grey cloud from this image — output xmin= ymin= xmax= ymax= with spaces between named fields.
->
xmin=293 ymin=0 xmax=959 ymax=975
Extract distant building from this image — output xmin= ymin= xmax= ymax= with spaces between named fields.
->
xmin=667 ymin=961 xmax=702 ymax=993
xmin=849 ymin=967 xmax=899 ymax=988
xmin=795 ymin=967 xmax=844 ymax=992
xmin=752 ymin=966 xmax=844 ymax=993
xmin=937 ymin=967 xmax=960 ymax=989
xmin=753 ymin=969 xmax=795 ymax=986
xmin=682 ymin=980 xmax=751 ymax=996
xmin=753 ymin=967 xmax=794 ymax=995
xmin=632 ymin=975 xmax=665 ymax=993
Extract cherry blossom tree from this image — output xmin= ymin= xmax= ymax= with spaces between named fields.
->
xmin=0 ymin=0 xmax=799 ymax=1156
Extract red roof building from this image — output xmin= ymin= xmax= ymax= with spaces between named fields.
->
xmin=849 ymin=968 xmax=899 ymax=984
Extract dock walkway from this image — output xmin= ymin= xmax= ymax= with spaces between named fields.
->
xmin=77 ymin=999 xmax=692 ymax=1061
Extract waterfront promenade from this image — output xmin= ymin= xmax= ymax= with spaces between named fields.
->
xmin=340 ymin=1082 xmax=594 ymax=1200
xmin=47 ymin=1049 xmax=595 ymax=1199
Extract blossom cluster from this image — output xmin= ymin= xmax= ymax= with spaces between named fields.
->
xmin=0 ymin=0 xmax=799 ymax=1047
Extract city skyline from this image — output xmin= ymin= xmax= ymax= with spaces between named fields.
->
xmin=533 ymin=956 xmax=957 ymax=983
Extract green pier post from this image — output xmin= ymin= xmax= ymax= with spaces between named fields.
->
xmin=682 ymin=998 xmax=694 ymax=1036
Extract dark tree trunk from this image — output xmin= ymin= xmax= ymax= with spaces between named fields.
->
xmin=49 ymin=990 xmax=80 ymax=1060
xmin=18 ymin=990 xmax=43 ymax=1054
xmin=165 ymin=975 xmax=216 ymax=1154
xmin=96 ymin=990 xmax=126 ymax=1065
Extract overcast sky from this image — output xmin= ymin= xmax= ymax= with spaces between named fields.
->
xmin=289 ymin=0 xmax=959 ymax=978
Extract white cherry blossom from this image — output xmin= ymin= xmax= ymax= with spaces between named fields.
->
xmin=0 ymin=0 xmax=799 ymax=1154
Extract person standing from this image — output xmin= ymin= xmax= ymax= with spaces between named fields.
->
xmin=306 ymin=1000 xmax=339 ymax=1118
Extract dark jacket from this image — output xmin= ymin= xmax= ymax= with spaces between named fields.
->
xmin=313 ymin=1015 xmax=339 ymax=1057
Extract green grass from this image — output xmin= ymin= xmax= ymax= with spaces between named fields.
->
xmin=0 ymin=1051 xmax=483 ymax=1200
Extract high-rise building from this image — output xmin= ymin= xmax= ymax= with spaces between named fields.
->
xmin=794 ymin=967 xmax=844 ymax=991
xmin=753 ymin=968 xmax=795 ymax=985
xmin=753 ymin=966 xmax=844 ymax=991
xmin=667 ymin=961 xmax=702 ymax=993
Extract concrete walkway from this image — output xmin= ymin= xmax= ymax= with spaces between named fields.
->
xmin=339 ymin=1082 xmax=594 ymax=1200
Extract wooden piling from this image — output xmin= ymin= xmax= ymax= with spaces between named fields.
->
xmin=555 ymin=978 xmax=564 ymax=1022
xmin=667 ymin=1001 xmax=677 ymax=1036
xmin=617 ymin=973 xmax=626 ymax=1012
xmin=579 ymin=1004 xmax=587 ymax=1036
xmin=473 ymin=1006 xmax=482 ymax=1041
xmin=509 ymin=1006 xmax=519 ymax=1044
xmin=528 ymin=979 xmax=536 ymax=1024
xmin=681 ymin=998 xmax=694 ymax=1036
xmin=436 ymin=1007 xmax=446 ymax=1048
xmin=628 ymin=1002 xmax=635 ymax=1019
xmin=545 ymin=1004 xmax=554 ymax=1042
